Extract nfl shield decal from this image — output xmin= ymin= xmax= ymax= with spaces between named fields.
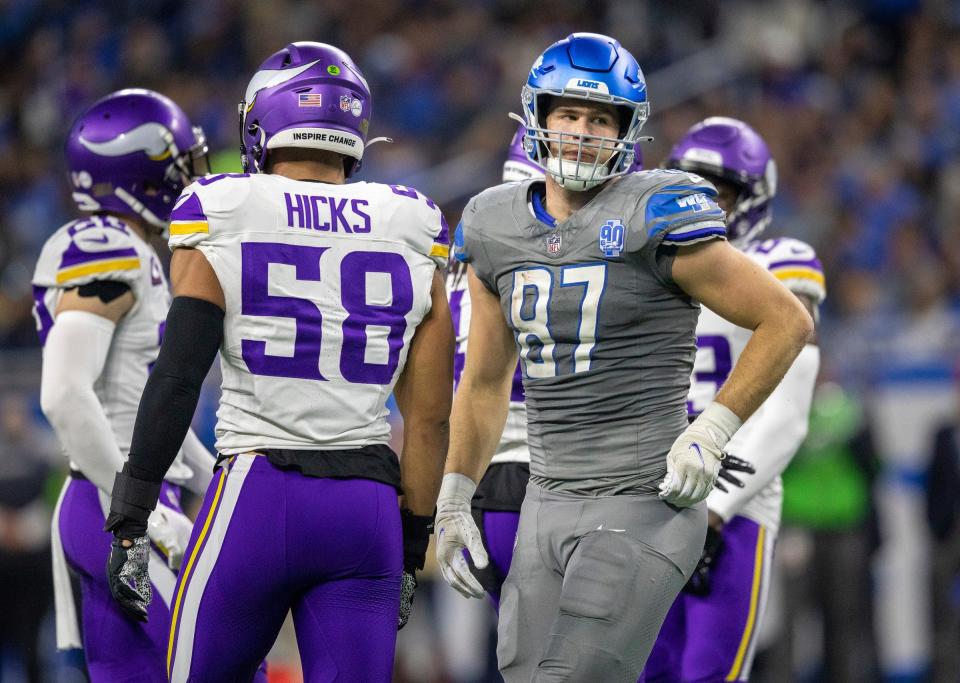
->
xmin=599 ymin=219 xmax=625 ymax=257
xmin=547 ymin=232 xmax=562 ymax=255
xmin=339 ymin=95 xmax=352 ymax=112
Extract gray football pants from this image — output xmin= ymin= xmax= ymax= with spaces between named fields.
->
xmin=497 ymin=482 xmax=706 ymax=683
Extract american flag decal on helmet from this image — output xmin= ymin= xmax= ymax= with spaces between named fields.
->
xmin=298 ymin=93 xmax=323 ymax=107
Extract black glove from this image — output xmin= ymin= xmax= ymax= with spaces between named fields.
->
xmin=105 ymin=535 xmax=152 ymax=622
xmin=683 ymin=524 xmax=724 ymax=596
xmin=714 ymin=454 xmax=755 ymax=493
xmin=399 ymin=509 xmax=433 ymax=630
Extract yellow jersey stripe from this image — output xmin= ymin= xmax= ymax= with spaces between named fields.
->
xmin=772 ymin=267 xmax=825 ymax=287
xmin=726 ymin=526 xmax=767 ymax=681
xmin=169 ymin=220 xmax=209 ymax=236
xmin=167 ymin=467 xmax=228 ymax=676
xmin=430 ymin=243 xmax=450 ymax=259
xmin=56 ymin=258 xmax=140 ymax=284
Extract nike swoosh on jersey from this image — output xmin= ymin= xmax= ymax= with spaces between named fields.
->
xmin=596 ymin=524 xmax=626 ymax=533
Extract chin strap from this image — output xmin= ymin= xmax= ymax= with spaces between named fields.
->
xmin=113 ymin=187 xmax=165 ymax=231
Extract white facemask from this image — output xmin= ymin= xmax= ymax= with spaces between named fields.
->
xmin=545 ymin=157 xmax=610 ymax=191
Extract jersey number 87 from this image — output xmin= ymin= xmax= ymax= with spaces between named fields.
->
xmin=510 ymin=263 xmax=606 ymax=379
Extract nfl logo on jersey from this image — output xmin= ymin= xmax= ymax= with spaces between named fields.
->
xmin=599 ymin=219 xmax=625 ymax=257
xmin=547 ymin=233 xmax=562 ymax=254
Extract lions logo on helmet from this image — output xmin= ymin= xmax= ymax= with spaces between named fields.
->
xmin=511 ymin=33 xmax=650 ymax=191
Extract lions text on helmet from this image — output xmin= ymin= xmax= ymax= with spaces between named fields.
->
xmin=511 ymin=33 xmax=650 ymax=191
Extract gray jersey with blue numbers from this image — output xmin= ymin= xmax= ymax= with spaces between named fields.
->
xmin=456 ymin=170 xmax=726 ymax=495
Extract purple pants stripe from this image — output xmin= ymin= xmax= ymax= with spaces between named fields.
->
xmin=168 ymin=454 xmax=403 ymax=682
xmin=481 ymin=510 xmax=521 ymax=611
xmin=57 ymin=477 xmax=179 ymax=682
xmin=641 ymin=516 xmax=775 ymax=683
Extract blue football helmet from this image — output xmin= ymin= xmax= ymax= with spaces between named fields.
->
xmin=512 ymin=33 xmax=650 ymax=191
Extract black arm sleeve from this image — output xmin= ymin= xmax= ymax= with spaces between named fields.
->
xmin=105 ymin=296 xmax=223 ymax=537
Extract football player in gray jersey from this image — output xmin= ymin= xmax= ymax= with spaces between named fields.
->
xmin=434 ymin=33 xmax=814 ymax=683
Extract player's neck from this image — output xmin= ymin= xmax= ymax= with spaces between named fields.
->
xmin=270 ymin=160 xmax=346 ymax=185
xmin=101 ymin=211 xmax=150 ymax=241
xmin=543 ymin=175 xmax=608 ymax=222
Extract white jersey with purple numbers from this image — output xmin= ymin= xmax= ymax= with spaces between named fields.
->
xmin=168 ymin=173 xmax=448 ymax=454
xmin=688 ymin=236 xmax=826 ymax=532
xmin=31 ymin=215 xmax=178 ymax=462
xmin=447 ymin=265 xmax=530 ymax=464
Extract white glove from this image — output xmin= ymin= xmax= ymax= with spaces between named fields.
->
xmin=147 ymin=503 xmax=195 ymax=572
xmin=659 ymin=403 xmax=742 ymax=508
xmin=435 ymin=473 xmax=489 ymax=599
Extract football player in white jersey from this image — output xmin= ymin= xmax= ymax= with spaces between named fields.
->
xmin=103 ymin=42 xmax=453 ymax=682
xmin=33 ymin=89 xmax=215 ymax=681
xmin=642 ymin=118 xmax=825 ymax=682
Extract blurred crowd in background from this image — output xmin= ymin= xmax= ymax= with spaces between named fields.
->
xmin=1 ymin=0 xmax=960 ymax=681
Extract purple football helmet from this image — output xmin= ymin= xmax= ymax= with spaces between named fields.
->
xmin=65 ymin=89 xmax=209 ymax=230
xmin=503 ymin=123 xmax=545 ymax=182
xmin=239 ymin=41 xmax=382 ymax=176
xmin=503 ymin=122 xmax=642 ymax=183
xmin=665 ymin=117 xmax=777 ymax=244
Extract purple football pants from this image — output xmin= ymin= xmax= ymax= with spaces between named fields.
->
xmin=641 ymin=516 xmax=775 ymax=683
xmin=58 ymin=476 xmax=182 ymax=682
xmin=478 ymin=510 xmax=521 ymax=611
xmin=167 ymin=453 xmax=402 ymax=683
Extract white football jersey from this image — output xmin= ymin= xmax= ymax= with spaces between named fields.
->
xmin=168 ymin=173 xmax=448 ymax=454
xmin=32 ymin=215 xmax=192 ymax=479
xmin=688 ymin=236 xmax=826 ymax=532
xmin=447 ymin=265 xmax=530 ymax=464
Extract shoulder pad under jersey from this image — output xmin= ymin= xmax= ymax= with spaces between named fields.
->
xmin=34 ymin=216 xmax=144 ymax=289
xmin=745 ymin=236 xmax=826 ymax=304
xmin=624 ymin=169 xmax=727 ymax=251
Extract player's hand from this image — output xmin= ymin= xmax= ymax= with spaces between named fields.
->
xmin=660 ymin=403 xmax=742 ymax=507
xmin=147 ymin=503 xmax=194 ymax=572
xmin=435 ymin=473 xmax=488 ymax=599
xmin=399 ymin=571 xmax=417 ymax=629
xmin=399 ymin=510 xmax=433 ymax=630
xmin=106 ymin=535 xmax=152 ymax=622
xmin=683 ymin=522 xmax=724 ymax=596
xmin=714 ymin=454 xmax=755 ymax=493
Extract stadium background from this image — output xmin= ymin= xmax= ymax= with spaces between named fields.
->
xmin=0 ymin=0 xmax=959 ymax=681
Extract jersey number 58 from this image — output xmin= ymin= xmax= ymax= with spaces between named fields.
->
xmin=240 ymin=242 xmax=413 ymax=385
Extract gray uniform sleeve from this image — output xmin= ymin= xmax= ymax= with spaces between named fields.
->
xmin=454 ymin=195 xmax=498 ymax=294
xmin=626 ymin=170 xmax=727 ymax=283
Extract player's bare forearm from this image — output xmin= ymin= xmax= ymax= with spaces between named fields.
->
xmin=446 ymin=266 xmax=517 ymax=483
xmin=673 ymin=240 xmax=813 ymax=421
xmin=394 ymin=270 xmax=454 ymax=515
